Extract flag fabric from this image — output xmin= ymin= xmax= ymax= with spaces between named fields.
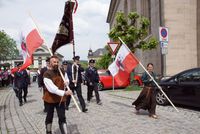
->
xmin=21 ymin=18 xmax=44 ymax=56
xmin=73 ymin=0 xmax=78 ymax=13
xmin=19 ymin=55 xmax=33 ymax=72
xmin=11 ymin=67 xmax=19 ymax=74
xmin=18 ymin=18 xmax=43 ymax=71
xmin=51 ymin=1 xmax=75 ymax=54
xmin=108 ymin=44 xmax=139 ymax=85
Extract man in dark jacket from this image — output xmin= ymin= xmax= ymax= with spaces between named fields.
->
xmin=13 ymin=63 xmax=29 ymax=106
xmin=85 ymin=59 xmax=102 ymax=105
xmin=38 ymin=57 xmax=51 ymax=112
xmin=65 ymin=56 xmax=88 ymax=112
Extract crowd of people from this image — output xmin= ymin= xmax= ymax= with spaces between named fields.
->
xmin=36 ymin=55 xmax=103 ymax=134
xmin=0 ymin=67 xmax=12 ymax=87
xmin=2 ymin=54 xmax=158 ymax=134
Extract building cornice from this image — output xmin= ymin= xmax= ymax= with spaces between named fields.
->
xmin=106 ymin=0 xmax=116 ymax=23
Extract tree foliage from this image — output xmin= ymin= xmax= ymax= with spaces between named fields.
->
xmin=108 ymin=12 xmax=158 ymax=52
xmin=95 ymin=46 xmax=112 ymax=69
xmin=0 ymin=30 xmax=19 ymax=61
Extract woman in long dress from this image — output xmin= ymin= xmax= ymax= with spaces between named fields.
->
xmin=132 ymin=63 xmax=158 ymax=119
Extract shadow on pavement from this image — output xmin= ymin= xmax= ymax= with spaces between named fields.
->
xmin=0 ymin=105 xmax=6 ymax=111
xmin=54 ymin=124 xmax=80 ymax=134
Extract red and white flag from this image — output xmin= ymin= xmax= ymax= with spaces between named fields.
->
xmin=108 ymin=44 xmax=139 ymax=85
xmin=19 ymin=18 xmax=43 ymax=71
xmin=21 ymin=18 xmax=43 ymax=56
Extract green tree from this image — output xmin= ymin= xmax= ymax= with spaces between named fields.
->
xmin=95 ymin=46 xmax=112 ymax=69
xmin=108 ymin=12 xmax=158 ymax=52
xmin=0 ymin=30 xmax=19 ymax=62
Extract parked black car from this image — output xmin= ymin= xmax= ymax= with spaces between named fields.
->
xmin=156 ymin=68 xmax=200 ymax=108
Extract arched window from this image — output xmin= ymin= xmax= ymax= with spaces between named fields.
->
xmin=35 ymin=49 xmax=45 ymax=53
xmin=38 ymin=57 xmax=42 ymax=66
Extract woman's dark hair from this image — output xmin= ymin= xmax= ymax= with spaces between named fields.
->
xmin=147 ymin=63 xmax=153 ymax=67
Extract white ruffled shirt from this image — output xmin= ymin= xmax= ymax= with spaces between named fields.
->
xmin=44 ymin=72 xmax=69 ymax=96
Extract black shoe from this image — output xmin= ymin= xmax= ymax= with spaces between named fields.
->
xmin=19 ymin=103 xmax=23 ymax=106
xmin=97 ymin=101 xmax=102 ymax=105
xmin=82 ymin=108 xmax=88 ymax=113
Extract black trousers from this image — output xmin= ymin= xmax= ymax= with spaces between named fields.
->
xmin=45 ymin=102 xmax=66 ymax=125
xmin=66 ymin=84 xmax=86 ymax=110
xmin=18 ymin=86 xmax=28 ymax=103
xmin=87 ymin=83 xmax=100 ymax=103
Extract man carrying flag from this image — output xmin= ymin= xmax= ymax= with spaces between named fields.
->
xmin=11 ymin=17 xmax=44 ymax=106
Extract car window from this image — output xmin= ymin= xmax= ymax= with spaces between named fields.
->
xmin=178 ymin=70 xmax=200 ymax=82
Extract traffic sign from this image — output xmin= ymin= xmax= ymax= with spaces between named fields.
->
xmin=160 ymin=41 xmax=168 ymax=48
xmin=161 ymin=47 xmax=168 ymax=55
xmin=107 ymin=42 xmax=120 ymax=55
xmin=159 ymin=27 xmax=168 ymax=42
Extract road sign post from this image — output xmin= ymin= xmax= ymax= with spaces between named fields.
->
xmin=107 ymin=42 xmax=120 ymax=91
xmin=159 ymin=27 xmax=169 ymax=77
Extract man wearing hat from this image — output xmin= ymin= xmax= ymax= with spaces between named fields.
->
xmin=62 ymin=60 xmax=70 ymax=72
xmin=85 ymin=59 xmax=102 ymax=105
xmin=13 ymin=63 xmax=29 ymax=106
xmin=65 ymin=56 xmax=88 ymax=112
xmin=38 ymin=57 xmax=51 ymax=112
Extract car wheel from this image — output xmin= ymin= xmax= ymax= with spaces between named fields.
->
xmin=156 ymin=91 xmax=168 ymax=105
xmin=98 ymin=83 xmax=104 ymax=90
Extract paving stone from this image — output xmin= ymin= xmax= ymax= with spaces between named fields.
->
xmin=0 ymin=83 xmax=200 ymax=134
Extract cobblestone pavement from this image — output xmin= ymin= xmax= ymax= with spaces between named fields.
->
xmin=0 ymin=83 xmax=200 ymax=134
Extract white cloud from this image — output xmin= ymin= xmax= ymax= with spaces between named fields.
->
xmin=0 ymin=0 xmax=110 ymax=60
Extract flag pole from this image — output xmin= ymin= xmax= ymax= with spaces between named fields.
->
xmin=28 ymin=12 xmax=81 ymax=112
xmin=69 ymin=0 xmax=75 ymax=57
xmin=118 ymin=37 xmax=179 ymax=112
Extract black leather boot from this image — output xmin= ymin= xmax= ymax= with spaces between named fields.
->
xmin=59 ymin=123 xmax=68 ymax=134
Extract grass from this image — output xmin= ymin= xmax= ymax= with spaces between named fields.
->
xmin=124 ymin=85 xmax=142 ymax=91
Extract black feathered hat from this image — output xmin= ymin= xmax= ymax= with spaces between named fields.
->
xmin=73 ymin=56 xmax=80 ymax=61
xmin=62 ymin=60 xmax=68 ymax=65
xmin=89 ymin=59 xmax=95 ymax=63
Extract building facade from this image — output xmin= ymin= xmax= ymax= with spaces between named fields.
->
xmin=87 ymin=48 xmax=108 ymax=61
xmin=4 ymin=45 xmax=63 ymax=69
xmin=107 ymin=0 xmax=200 ymax=76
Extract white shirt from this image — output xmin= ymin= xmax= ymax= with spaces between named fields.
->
xmin=44 ymin=72 xmax=69 ymax=96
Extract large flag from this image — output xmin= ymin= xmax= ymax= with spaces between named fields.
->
xmin=51 ymin=1 xmax=75 ymax=54
xmin=18 ymin=18 xmax=43 ymax=71
xmin=21 ymin=18 xmax=44 ymax=56
xmin=108 ymin=44 xmax=139 ymax=85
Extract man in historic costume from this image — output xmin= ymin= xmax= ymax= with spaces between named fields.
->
xmin=38 ymin=57 xmax=51 ymax=112
xmin=85 ymin=59 xmax=102 ymax=105
xmin=132 ymin=63 xmax=158 ymax=119
xmin=43 ymin=55 xmax=72 ymax=134
xmin=65 ymin=56 xmax=88 ymax=112
xmin=13 ymin=63 xmax=29 ymax=106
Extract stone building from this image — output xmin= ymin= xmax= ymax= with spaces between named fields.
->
xmin=33 ymin=45 xmax=63 ymax=68
xmin=107 ymin=0 xmax=200 ymax=76
xmin=87 ymin=48 xmax=108 ymax=61
xmin=4 ymin=45 xmax=63 ymax=69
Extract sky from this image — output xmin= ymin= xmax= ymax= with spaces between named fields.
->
xmin=0 ymin=0 xmax=110 ymax=60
